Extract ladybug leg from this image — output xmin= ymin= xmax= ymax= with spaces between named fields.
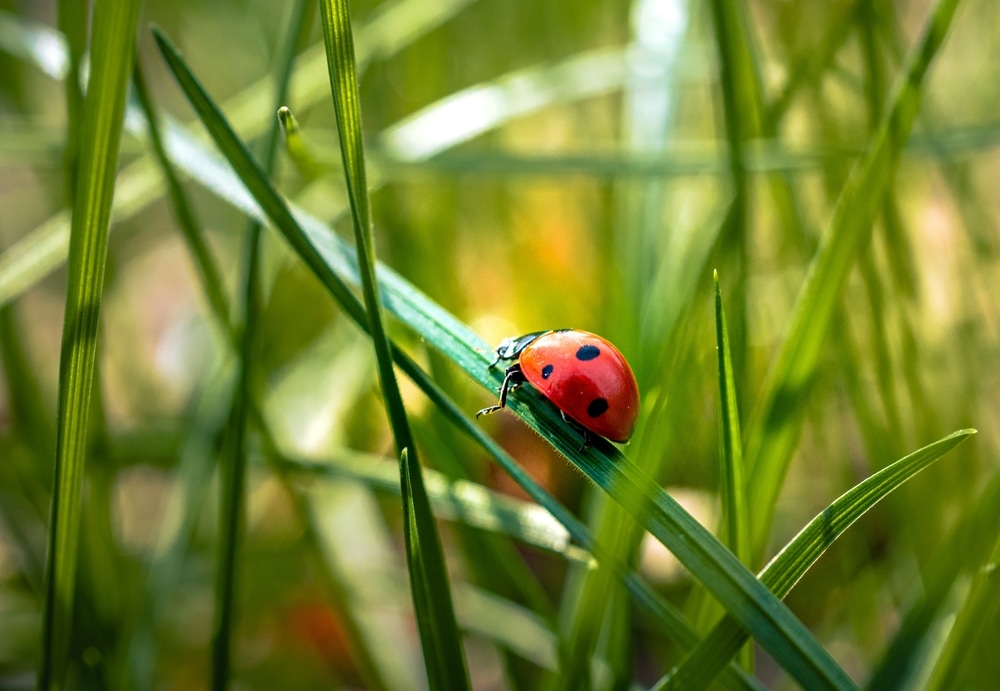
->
xmin=476 ymin=364 xmax=525 ymax=418
xmin=559 ymin=411 xmax=593 ymax=452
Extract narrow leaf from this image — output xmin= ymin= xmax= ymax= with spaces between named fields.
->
xmin=317 ymin=1 xmax=468 ymax=683
xmin=400 ymin=448 xmax=471 ymax=689
xmin=39 ymin=0 xmax=141 ymax=689
xmin=660 ymin=429 xmax=975 ymax=690
xmin=715 ymin=273 xmax=752 ymax=670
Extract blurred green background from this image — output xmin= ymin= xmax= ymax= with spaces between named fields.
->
xmin=1 ymin=0 xmax=999 ymax=688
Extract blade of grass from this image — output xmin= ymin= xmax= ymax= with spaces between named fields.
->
xmin=212 ymin=2 xmax=314 ymax=689
xmin=283 ymin=453 xmax=589 ymax=562
xmin=153 ymin=29 xmax=856 ymax=688
xmin=316 ymin=0 xmax=470 ymax=684
xmin=743 ymin=0 xmax=964 ymax=552
xmin=657 ymin=429 xmax=975 ymax=690
xmin=38 ymin=0 xmax=141 ymax=689
xmin=714 ymin=273 xmax=752 ymax=671
xmin=400 ymin=448 xmax=470 ymax=689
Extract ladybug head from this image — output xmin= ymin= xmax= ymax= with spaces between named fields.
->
xmin=489 ymin=331 xmax=551 ymax=366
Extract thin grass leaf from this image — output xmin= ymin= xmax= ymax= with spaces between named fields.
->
xmin=318 ymin=0 xmax=412 ymax=453
xmin=658 ymin=429 xmax=975 ymax=690
xmin=284 ymin=453 xmax=589 ymax=562
xmin=743 ymin=0 xmax=964 ymax=550
xmin=152 ymin=30 xmax=856 ymax=688
xmin=38 ymin=0 xmax=141 ymax=689
xmin=400 ymin=449 xmax=471 ymax=689
xmin=715 ymin=274 xmax=750 ymax=565
xmin=714 ymin=273 xmax=752 ymax=671
xmin=316 ymin=1 xmax=470 ymax=683
xmin=378 ymin=47 xmax=631 ymax=160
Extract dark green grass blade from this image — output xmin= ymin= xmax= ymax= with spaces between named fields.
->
xmin=743 ymin=0 xmax=964 ymax=550
xmin=714 ymin=273 xmax=752 ymax=670
xmin=152 ymin=31 xmax=856 ymax=689
xmin=316 ymin=0 xmax=469 ymax=684
xmin=39 ymin=1 xmax=141 ymax=689
xmin=318 ymin=0 xmax=414 ymax=456
xmin=400 ymin=448 xmax=471 ymax=689
xmin=658 ymin=429 xmax=975 ymax=690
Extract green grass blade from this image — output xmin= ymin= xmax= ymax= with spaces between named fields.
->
xmin=659 ymin=429 xmax=975 ymax=690
xmin=714 ymin=273 xmax=752 ymax=670
xmin=318 ymin=0 xmax=412 ymax=453
xmin=284 ymin=453 xmax=589 ymax=562
xmin=318 ymin=0 xmax=469 ymax=683
xmin=151 ymin=30 xmax=855 ymax=688
xmin=38 ymin=0 xmax=141 ymax=689
xmin=715 ymin=274 xmax=750 ymax=565
xmin=400 ymin=448 xmax=472 ymax=689
xmin=743 ymin=0 xmax=964 ymax=549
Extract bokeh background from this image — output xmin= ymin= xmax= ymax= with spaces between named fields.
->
xmin=1 ymin=0 xmax=999 ymax=688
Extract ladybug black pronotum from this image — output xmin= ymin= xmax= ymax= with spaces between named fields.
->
xmin=476 ymin=329 xmax=640 ymax=445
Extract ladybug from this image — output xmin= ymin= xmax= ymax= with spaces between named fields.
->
xmin=476 ymin=329 xmax=640 ymax=445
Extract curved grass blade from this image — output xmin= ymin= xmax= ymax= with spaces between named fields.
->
xmin=743 ymin=0 xmax=964 ymax=552
xmin=151 ymin=31 xmax=855 ymax=689
xmin=316 ymin=0 xmax=469 ymax=684
xmin=658 ymin=429 xmax=975 ymax=690
xmin=38 ymin=0 xmax=141 ymax=689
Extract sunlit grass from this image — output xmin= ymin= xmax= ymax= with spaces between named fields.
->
xmin=0 ymin=0 xmax=997 ymax=689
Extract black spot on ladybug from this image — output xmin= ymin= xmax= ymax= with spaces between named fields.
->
xmin=587 ymin=397 xmax=609 ymax=418
xmin=541 ymin=364 xmax=554 ymax=379
xmin=576 ymin=345 xmax=600 ymax=361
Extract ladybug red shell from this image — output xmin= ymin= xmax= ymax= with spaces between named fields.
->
xmin=476 ymin=329 xmax=640 ymax=444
